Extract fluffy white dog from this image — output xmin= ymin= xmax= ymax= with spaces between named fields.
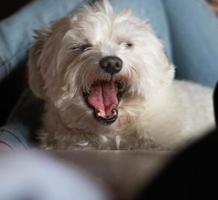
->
xmin=28 ymin=0 xmax=215 ymax=150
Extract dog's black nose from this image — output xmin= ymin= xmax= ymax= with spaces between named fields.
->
xmin=99 ymin=56 xmax=123 ymax=75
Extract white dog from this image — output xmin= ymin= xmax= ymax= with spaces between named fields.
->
xmin=28 ymin=0 xmax=215 ymax=150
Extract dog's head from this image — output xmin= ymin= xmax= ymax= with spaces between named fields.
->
xmin=29 ymin=0 xmax=174 ymax=130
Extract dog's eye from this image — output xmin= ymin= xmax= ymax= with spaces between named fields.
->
xmin=125 ymin=42 xmax=133 ymax=48
xmin=70 ymin=44 xmax=92 ymax=52
xmin=120 ymin=41 xmax=133 ymax=49
xmin=80 ymin=44 xmax=92 ymax=51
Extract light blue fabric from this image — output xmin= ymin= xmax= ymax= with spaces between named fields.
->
xmin=0 ymin=0 xmax=217 ymax=149
xmin=0 ymin=0 xmax=88 ymax=81
xmin=0 ymin=90 xmax=44 ymax=149
xmin=163 ymin=0 xmax=218 ymax=87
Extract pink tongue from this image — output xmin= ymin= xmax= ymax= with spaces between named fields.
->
xmin=87 ymin=81 xmax=118 ymax=118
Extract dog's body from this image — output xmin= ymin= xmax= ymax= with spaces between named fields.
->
xmin=28 ymin=0 xmax=215 ymax=150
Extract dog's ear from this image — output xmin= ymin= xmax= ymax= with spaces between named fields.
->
xmin=28 ymin=29 xmax=51 ymax=99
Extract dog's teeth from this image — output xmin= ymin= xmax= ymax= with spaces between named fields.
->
xmin=97 ymin=111 xmax=103 ymax=117
xmin=112 ymin=109 xmax=118 ymax=116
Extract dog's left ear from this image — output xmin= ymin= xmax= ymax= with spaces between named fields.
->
xmin=28 ymin=29 xmax=51 ymax=99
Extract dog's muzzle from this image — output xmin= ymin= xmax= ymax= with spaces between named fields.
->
xmin=83 ymin=79 xmax=127 ymax=126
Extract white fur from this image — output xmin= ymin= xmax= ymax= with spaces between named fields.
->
xmin=28 ymin=0 xmax=215 ymax=150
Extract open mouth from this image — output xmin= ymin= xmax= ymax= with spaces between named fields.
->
xmin=83 ymin=79 xmax=127 ymax=125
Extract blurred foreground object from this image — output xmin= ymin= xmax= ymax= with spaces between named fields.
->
xmin=0 ymin=151 xmax=109 ymax=200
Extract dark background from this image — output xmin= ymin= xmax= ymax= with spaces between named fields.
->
xmin=0 ymin=0 xmax=31 ymax=20
xmin=0 ymin=0 xmax=31 ymax=126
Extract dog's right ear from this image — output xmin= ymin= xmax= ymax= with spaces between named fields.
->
xmin=28 ymin=29 xmax=51 ymax=99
